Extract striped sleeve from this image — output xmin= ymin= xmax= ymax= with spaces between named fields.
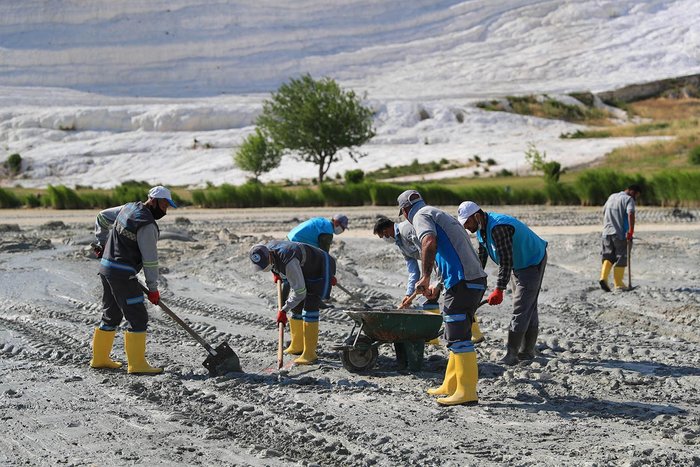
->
xmin=94 ymin=205 xmax=122 ymax=247
xmin=136 ymin=223 xmax=160 ymax=291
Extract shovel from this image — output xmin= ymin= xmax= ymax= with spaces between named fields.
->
xmin=334 ymin=282 xmax=372 ymax=309
xmin=276 ymin=280 xmax=285 ymax=370
xmin=138 ymin=282 xmax=241 ymax=375
xmin=397 ymin=290 xmax=420 ymax=309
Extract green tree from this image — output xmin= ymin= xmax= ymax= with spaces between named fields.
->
xmin=233 ymin=128 xmax=282 ymax=182
xmin=5 ymin=153 xmax=22 ymax=175
xmin=256 ymin=74 xmax=375 ymax=184
xmin=524 ymin=143 xmax=562 ymax=183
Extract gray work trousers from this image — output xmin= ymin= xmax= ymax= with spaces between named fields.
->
xmin=510 ymin=252 xmax=547 ymax=333
xmin=601 ymin=235 xmax=629 ymax=267
xmin=99 ymin=274 xmax=149 ymax=332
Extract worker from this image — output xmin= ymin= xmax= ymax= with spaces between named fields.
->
xmin=249 ymin=240 xmax=336 ymax=365
xmin=599 ymin=184 xmax=641 ymax=291
xmin=287 ymin=213 xmax=349 ymax=252
xmin=458 ymin=201 xmax=547 ymax=366
xmin=90 ymin=186 xmax=177 ymax=374
xmin=398 ymin=190 xmax=487 ymax=406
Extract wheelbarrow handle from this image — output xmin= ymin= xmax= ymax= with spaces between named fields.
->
xmin=138 ymin=282 xmax=215 ymax=354
xmin=335 ymin=282 xmax=372 ymax=309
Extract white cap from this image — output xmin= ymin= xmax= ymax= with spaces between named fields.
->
xmin=148 ymin=186 xmax=177 ymax=208
xmin=457 ymin=201 xmax=481 ymax=225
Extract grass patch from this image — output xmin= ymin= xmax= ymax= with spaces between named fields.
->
xmin=477 ymin=94 xmax=611 ymax=124
xmin=365 ymin=158 xmax=467 ymax=180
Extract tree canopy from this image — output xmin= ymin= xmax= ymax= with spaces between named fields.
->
xmin=256 ymin=74 xmax=375 ymax=184
xmin=233 ymin=128 xmax=282 ymax=182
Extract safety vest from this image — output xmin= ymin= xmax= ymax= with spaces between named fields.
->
xmin=99 ymin=202 xmax=158 ymax=278
xmin=477 ymin=213 xmax=547 ymax=270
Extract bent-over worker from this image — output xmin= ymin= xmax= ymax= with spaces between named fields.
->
xmin=458 ymin=201 xmax=547 ymax=366
xmin=399 ymin=190 xmax=487 ymax=406
xmin=249 ymin=240 xmax=336 ymax=365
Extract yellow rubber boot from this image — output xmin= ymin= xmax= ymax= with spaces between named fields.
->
xmin=436 ymin=352 xmax=478 ymax=406
xmin=425 ymin=308 xmax=441 ymax=345
xmin=613 ymin=266 xmax=626 ymax=289
xmin=599 ymin=260 xmax=613 ymax=292
xmin=124 ymin=331 xmax=163 ymax=374
xmin=427 ymin=352 xmax=456 ymax=396
xmin=471 ymin=316 xmax=484 ymax=344
xmin=284 ymin=317 xmax=303 ymax=355
xmin=89 ymin=328 xmax=122 ymax=369
xmin=294 ymin=321 xmax=319 ymax=365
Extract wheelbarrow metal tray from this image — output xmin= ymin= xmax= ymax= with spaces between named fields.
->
xmin=345 ymin=309 xmax=442 ymax=342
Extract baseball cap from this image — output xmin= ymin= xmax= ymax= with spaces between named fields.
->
xmin=249 ymin=244 xmax=270 ymax=272
xmin=397 ymin=189 xmax=423 ymax=215
xmin=148 ymin=186 xmax=177 ymax=208
xmin=333 ymin=213 xmax=349 ymax=230
xmin=457 ymin=201 xmax=481 ymax=225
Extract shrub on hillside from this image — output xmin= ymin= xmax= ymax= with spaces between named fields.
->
xmin=44 ymin=185 xmax=84 ymax=209
xmin=344 ymin=169 xmax=365 ymax=184
xmin=6 ymin=153 xmax=22 ymax=175
xmin=0 ymin=187 xmax=21 ymax=208
xmin=689 ymin=145 xmax=700 ymax=165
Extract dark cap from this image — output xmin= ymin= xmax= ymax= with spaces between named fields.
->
xmin=397 ymin=189 xmax=423 ymax=215
xmin=333 ymin=213 xmax=349 ymax=230
xmin=249 ymin=244 xmax=270 ymax=272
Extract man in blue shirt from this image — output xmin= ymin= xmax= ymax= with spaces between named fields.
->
xmin=287 ymin=214 xmax=348 ymax=252
xmin=458 ymin=201 xmax=547 ymax=366
xmin=399 ymin=190 xmax=487 ymax=406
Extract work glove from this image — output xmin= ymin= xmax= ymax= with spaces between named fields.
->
xmin=487 ymin=288 xmax=503 ymax=306
xmin=276 ymin=309 xmax=288 ymax=325
xmin=330 ymin=276 xmax=337 ymax=286
xmin=94 ymin=245 xmax=103 ymax=259
xmin=272 ymin=272 xmax=282 ymax=283
xmin=147 ymin=290 xmax=160 ymax=305
xmin=626 ymin=230 xmax=634 ymax=241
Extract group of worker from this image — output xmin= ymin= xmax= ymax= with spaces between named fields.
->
xmin=87 ymin=182 xmax=640 ymax=407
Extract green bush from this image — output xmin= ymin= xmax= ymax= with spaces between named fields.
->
xmin=44 ymin=185 xmax=84 ymax=209
xmin=344 ymin=169 xmax=365 ymax=184
xmin=651 ymin=171 xmax=700 ymax=205
xmin=689 ymin=145 xmax=700 ymax=165
xmin=574 ymin=170 xmax=646 ymax=206
xmin=112 ymin=181 xmax=150 ymax=205
xmin=6 ymin=153 xmax=22 ymax=175
xmin=0 ymin=187 xmax=21 ymax=208
xmin=24 ymin=193 xmax=42 ymax=208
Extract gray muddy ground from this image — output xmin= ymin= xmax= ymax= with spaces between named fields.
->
xmin=1 ymin=206 xmax=699 ymax=466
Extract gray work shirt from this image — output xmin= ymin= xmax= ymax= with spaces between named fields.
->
xmin=411 ymin=205 xmax=486 ymax=290
xmin=602 ymin=191 xmax=635 ymax=239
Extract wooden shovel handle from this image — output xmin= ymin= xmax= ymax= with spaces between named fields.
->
xmin=276 ymin=280 xmax=284 ymax=369
xmin=398 ymin=290 xmax=421 ymax=309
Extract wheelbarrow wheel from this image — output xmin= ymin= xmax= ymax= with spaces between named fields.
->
xmin=340 ymin=335 xmax=378 ymax=373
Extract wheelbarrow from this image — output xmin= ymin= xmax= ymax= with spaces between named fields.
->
xmin=333 ymin=309 xmax=442 ymax=373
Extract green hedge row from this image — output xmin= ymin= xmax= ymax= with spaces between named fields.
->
xmin=2 ymin=170 xmax=699 ymax=210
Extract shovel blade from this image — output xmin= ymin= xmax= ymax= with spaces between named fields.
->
xmin=203 ymin=342 xmax=242 ymax=375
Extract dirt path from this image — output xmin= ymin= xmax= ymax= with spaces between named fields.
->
xmin=1 ymin=207 xmax=699 ymax=466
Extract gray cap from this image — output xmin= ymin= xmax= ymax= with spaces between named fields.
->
xmin=397 ymin=189 xmax=423 ymax=215
xmin=249 ymin=244 xmax=270 ymax=272
xmin=333 ymin=213 xmax=349 ymax=230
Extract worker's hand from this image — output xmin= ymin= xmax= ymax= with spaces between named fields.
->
xmin=272 ymin=272 xmax=282 ymax=283
xmin=399 ymin=295 xmax=414 ymax=309
xmin=415 ymin=275 xmax=431 ymax=296
xmin=330 ymin=276 xmax=337 ymax=286
xmin=487 ymin=288 xmax=503 ymax=306
xmin=626 ymin=230 xmax=634 ymax=241
xmin=276 ymin=310 xmax=288 ymax=325
xmin=426 ymin=285 xmax=440 ymax=300
xmin=93 ymin=245 xmax=103 ymax=259
xmin=147 ymin=290 xmax=160 ymax=305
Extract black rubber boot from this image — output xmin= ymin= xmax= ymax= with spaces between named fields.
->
xmin=518 ymin=327 xmax=538 ymax=361
xmin=499 ymin=331 xmax=524 ymax=366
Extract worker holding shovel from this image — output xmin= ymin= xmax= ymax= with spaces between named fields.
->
xmin=90 ymin=186 xmax=176 ymax=374
xmin=599 ymin=184 xmax=641 ymax=292
xmin=249 ymin=240 xmax=336 ymax=365
xmin=398 ymin=190 xmax=487 ymax=406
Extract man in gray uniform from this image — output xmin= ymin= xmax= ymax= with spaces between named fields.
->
xmin=398 ymin=190 xmax=487 ymax=406
xmin=250 ymin=240 xmax=336 ymax=365
xmin=599 ymin=184 xmax=641 ymax=291
xmin=90 ymin=186 xmax=176 ymax=374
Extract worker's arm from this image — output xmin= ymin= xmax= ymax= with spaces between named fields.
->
xmin=492 ymin=225 xmax=515 ymax=290
xmin=281 ymin=258 xmax=306 ymax=312
xmin=478 ymin=243 xmax=488 ymax=269
xmin=415 ymin=233 xmax=437 ymax=294
xmin=627 ymin=211 xmax=635 ymax=240
xmin=136 ymin=223 xmax=160 ymax=292
xmin=404 ymin=256 xmax=420 ymax=297
xmin=317 ymin=233 xmax=333 ymax=252
xmin=94 ymin=205 xmax=122 ymax=247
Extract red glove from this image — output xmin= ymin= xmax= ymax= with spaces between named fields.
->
xmin=276 ymin=310 xmax=288 ymax=325
xmin=626 ymin=231 xmax=634 ymax=241
xmin=272 ymin=273 xmax=282 ymax=283
xmin=147 ymin=290 xmax=160 ymax=305
xmin=93 ymin=245 xmax=103 ymax=259
xmin=330 ymin=276 xmax=337 ymax=286
xmin=487 ymin=288 xmax=503 ymax=306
